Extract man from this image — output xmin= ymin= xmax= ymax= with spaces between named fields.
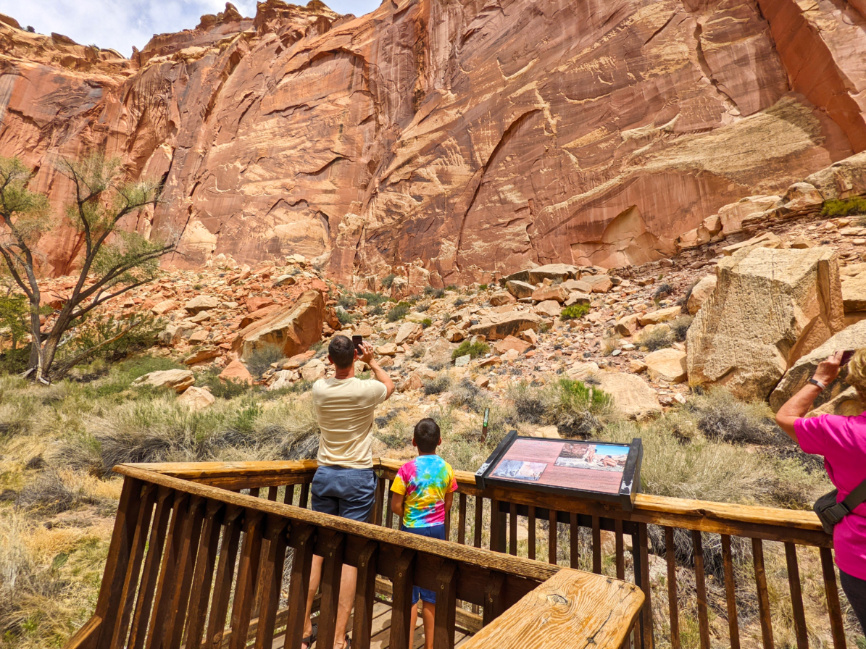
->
xmin=302 ymin=334 xmax=394 ymax=649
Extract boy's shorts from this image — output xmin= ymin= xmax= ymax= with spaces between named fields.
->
xmin=401 ymin=524 xmax=446 ymax=604
xmin=311 ymin=466 xmax=376 ymax=522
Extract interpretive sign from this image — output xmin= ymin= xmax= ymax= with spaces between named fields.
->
xmin=475 ymin=431 xmax=642 ymax=509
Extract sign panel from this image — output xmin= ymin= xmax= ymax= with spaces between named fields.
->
xmin=475 ymin=432 xmax=642 ymax=509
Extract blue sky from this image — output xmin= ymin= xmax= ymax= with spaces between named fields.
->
xmin=0 ymin=0 xmax=381 ymax=56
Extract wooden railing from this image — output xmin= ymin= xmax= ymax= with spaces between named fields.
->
xmin=126 ymin=459 xmax=851 ymax=649
xmin=65 ymin=460 xmax=644 ymax=649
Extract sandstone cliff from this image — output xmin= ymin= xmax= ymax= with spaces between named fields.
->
xmin=2 ymin=0 xmax=865 ymax=285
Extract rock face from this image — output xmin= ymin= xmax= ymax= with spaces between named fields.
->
xmin=468 ymin=311 xmax=542 ymax=340
xmin=234 ymin=290 xmax=324 ymax=360
xmin=132 ymin=369 xmax=195 ymax=393
xmin=593 ymin=372 xmax=662 ymax=419
xmin=687 ymin=247 xmax=844 ymax=400
xmin=3 ymin=0 xmax=862 ymax=282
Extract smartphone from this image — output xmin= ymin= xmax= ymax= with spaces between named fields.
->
xmin=841 ymin=349 xmax=856 ymax=366
xmin=352 ymin=335 xmax=363 ymax=354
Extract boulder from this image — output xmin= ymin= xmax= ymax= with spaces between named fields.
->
xmin=720 ymin=232 xmax=781 ymax=256
xmin=183 ymin=347 xmax=221 ymax=365
xmin=615 ymin=314 xmax=640 ymax=337
xmin=377 ymin=342 xmax=398 ymax=356
xmin=268 ymin=370 xmax=297 ymax=391
xmin=687 ymin=275 xmax=717 ymax=315
xmin=152 ymin=299 xmax=179 ymax=316
xmin=637 ymin=306 xmax=682 ymax=327
xmin=395 ymin=322 xmax=422 ymax=345
xmin=133 ymin=369 xmax=195 ymax=393
xmin=493 ymin=336 xmax=532 ymax=355
xmin=805 ymin=151 xmax=866 ymax=202
xmin=489 ymin=291 xmax=516 ymax=306
xmin=468 ymin=311 xmax=543 ymax=340
xmin=443 ymin=327 xmax=465 ymax=343
xmin=184 ymin=295 xmax=220 ymax=314
xmin=562 ymin=279 xmax=591 ymax=293
xmin=234 ymin=290 xmax=324 ymax=361
xmin=531 ymin=285 xmax=568 ymax=303
xmin=219 ymin=360 xmax=253 ymax=384
xmin=645 ymin=349 xmax=688 ymax=383
xmin=582 ymin=275 xmax=613 ymax=293
xmin=808 ymin=386 xmax=866 ymax=417
xmin=769 ymin=319 xmax=866 ymax=411
xmin=505 ymin=264 xmax=580 ymax=285
xmin=245 ymin=296 xmax=275 ymax=313
xmin=300 ymin=358 xmax=327 ymax=382
xmin=505 ymin=280 xmax=536 ymax=299
xmin=842 ymin=273 xmax=866 ymax=312
xmin=593 ymin=372 xmax=662 ymax=419
xmin=177 ymin=386 xmax=215 ymax=411
xmin=781 ymin=182 xmax=824 ymax=213
xmin=718 ymin=195 xmax=782 ymax=235
xmin=533 ymin=300 xmax=562 ymax=318
xmin=687 ymin=246 xmax=844 ymax=400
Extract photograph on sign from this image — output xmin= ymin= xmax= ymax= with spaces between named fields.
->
xmin=553 ymin=442 xmax=629 ymax=472
xmin=491 ymin=460 xmax=547 ymax=481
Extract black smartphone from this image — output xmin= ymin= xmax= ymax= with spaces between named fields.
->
xmin=841 ymin=349 xmax=856 ymax=366
xmin=352 ymin=335 xmax=363 ymax=354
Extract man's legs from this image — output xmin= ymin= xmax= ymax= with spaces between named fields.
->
xmin=333 ymin=564 xmax=358 ymax=648
xmin=302 ymin=555 xmax=324 ymax=647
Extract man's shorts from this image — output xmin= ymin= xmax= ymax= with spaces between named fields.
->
xmin=310 ymin=466 xmax=377 ymax=522
xmin=401 ymin=524 xmax=446 ymax=604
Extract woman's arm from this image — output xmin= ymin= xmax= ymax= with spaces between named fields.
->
xmin=390 ymin=492 xmax=404 ymax=518
xmin=776 ymin=351 xmax=843 ymax=441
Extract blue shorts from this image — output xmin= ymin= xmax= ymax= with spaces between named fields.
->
xmin=311 ymin=466 xmax=376 ymax=522
xmin=401 ymin=524 xmax=446 ymax=604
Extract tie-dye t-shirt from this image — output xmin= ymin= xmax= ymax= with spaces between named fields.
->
xmin=391 ymin=455 xmax=458 ymax=528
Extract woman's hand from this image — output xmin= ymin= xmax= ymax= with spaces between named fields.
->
xmin=814 ymin=350 xmax=844 ymax=386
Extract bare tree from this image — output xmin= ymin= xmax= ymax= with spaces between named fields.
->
xmin=0 ymin=154 xmax=177 ymax=382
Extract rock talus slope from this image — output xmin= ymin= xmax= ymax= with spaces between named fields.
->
xmin=2 ymin=0 xmax=865 ymax=284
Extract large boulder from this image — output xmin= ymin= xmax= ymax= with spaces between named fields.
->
xmin=645 ymin=349 xmax=688 ymax=383
xmin=132 ymin=369 xmax=195 ymax=393
xmin=504 ymin=264 xmax=580 ymax=285
xmin=593 ymin=372 xmax=661 ymax=419
xmin=842 ymin=273 xmax=866 ymax=312
xmin=805 ymin=151 xmax=866 ymax=201
xmin=687 ymin=275 xmax=717 ymax=315
xmin=234 ymin=290 xmax=324 ymax=361
xmin=468 ymin=311 xmax=543 ymax=340
xmin=769 ymin=319 xmax=866 ymax=411
xmin=718 ymin=195 xmax=782 ymax=235
xmin=687 ymin=247 xmax=844 ymax=400
xmin=177 ymin=386 xmax=215 ymax=411
xmin=184 ymin=295 xmax=220 ymax=314
xmin=505 ymin=280 xmax=536 ymax=299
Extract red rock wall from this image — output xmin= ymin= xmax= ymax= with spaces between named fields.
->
xmin=0 ymin=0 xmax=862 ymax=284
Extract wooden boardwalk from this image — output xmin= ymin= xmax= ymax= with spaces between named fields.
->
xmin=272 ymin=602 xmax=473 ymax=649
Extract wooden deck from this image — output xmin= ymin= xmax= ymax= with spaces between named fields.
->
xmin=272 ymin=602 xmax=473 ymax=649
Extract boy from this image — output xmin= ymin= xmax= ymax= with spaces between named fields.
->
xmin=390 ymin=418 xmax=458 ymax=649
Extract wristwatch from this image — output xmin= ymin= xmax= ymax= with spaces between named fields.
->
xmin=809 ymin=377 xmax=827 ymax=390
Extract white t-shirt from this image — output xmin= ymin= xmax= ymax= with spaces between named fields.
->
xmin=312 ymin=377 xmax=388 ymax=469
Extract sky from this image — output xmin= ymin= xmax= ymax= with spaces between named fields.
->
xmin=0 ymin=0 xmax=381 ymax=56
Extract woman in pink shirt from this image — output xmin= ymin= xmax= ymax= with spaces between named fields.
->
xmin=777 ymin=350 xmax=866 ymax=633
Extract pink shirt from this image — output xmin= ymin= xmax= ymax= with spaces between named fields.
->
xmin=796 ymin=413 xmax=866 ymax=579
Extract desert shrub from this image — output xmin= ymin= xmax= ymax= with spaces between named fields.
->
xmin=601 ymin=332 xmax=620 ymax=356
xmin=0 ymin=345 xmax=31 ymax=375
xmin=451 ymin=340 xmax=489 ymax=361
xmin=414 ymin=302 xmax=430 ymax=312
xmin=424 ymin=286 xmax=446 ymax=299
xmin=821 ymin=196 xmax=866 ymax=217
xmin=508 ymin=381 xmax=557 ymax=425
xmin=669 ymin=315 xmax=693 ymax=342
xmin=337 ymin=293 xmax=357 ymax=309
xmin=386 ymin=302 xmax=410 ymax=322
xmin=198 ymin=369 xmax=253 ymax=400
xmin=375 ymin=420 xmax=410 ymax=450
xmin=245 ymin=346 xmax=283 ymax=378
xmin=369 ymin=304 xmax=385 ymax=316
xmin=453 ymin=297 xmax=467 ymax=308
xmin=356 ymin=292 xmax=388 ymax=307
xmin=421 ymin=318 xmax=432 ymax=329
xmin=685 ymin=389 xmax=785 ymax=446
xmin=560 ymin=303 xmax=590 ymax=320
xmin=507 ymin=378 xmax=609 ymax=437
xmin=653 ymin=283 xmax=674 ymax=301
xmin=638 ymin=327 xmax=673 ymax=351
xmin=479 ymin=284 xmax=488 ymax=291
xmin=337 ymin=310 xmax=354 ymax=325
xmin=422 ymin=374 xmax=452 ymax=395
xmin=55 ymin=313 xmax=164 ymax=373
xmin=449 ymin=378 xmax=485 ymax=412
xmin=381 ymin=273 xmax=397 ymax=289
xmin=16 ymin=471 xmax=97 ymax=515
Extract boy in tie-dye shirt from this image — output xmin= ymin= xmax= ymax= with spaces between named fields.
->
xmin=390 ymin=418 xmax=457 ymax=649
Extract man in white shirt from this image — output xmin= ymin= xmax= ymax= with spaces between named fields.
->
xmin=302 ymin=334 xmax=394 ymax=649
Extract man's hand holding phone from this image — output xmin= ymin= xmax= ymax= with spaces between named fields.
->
xmin=359 ymin=342 xmax=375 ymax=365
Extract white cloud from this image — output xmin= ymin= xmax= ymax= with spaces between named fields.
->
xmin=0 ymin=0 xmax=380 ymax=57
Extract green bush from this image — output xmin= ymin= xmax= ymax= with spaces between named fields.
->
xmin=424 ymin=286 xmax=445 ymax=299
xmin=357 ymin=292 xmax=389 ymax=306
xmin=199 ymin=369 xmax=253 ymax=399
xmin=560 ymin=303 xmax=590 ymax=320
xmin=453 ymin=297 xmax=467 ymax=308
xmin=245 ymin=346 xmax=283 ymax=378
xmin=449 ymin=378 xmax=485 ymax=412
xmin=337 ymin=294 xmax=357 ymax=309
xmin=55 ymin=313 xmax=164 ymax=372
xmin=639 ymin=327 xmax=673 ymax=351
xmin=653 ymin=283 xmax=673 ymax=301
xmin=669 ymin=315 xmax=693 ymax=342
xmin=479 ymin=284 xmax=488 ymax=291
xmin=507 ymin=378 xmax=610 ymax=437
xmin=386 ymin=302 xmax=410 ymax=322
xmin=0 ymin=293 xmax=28 ymax=350
xmin=421 ymin=318 xmax=432 ymax=328
xmin=422 ymin=374 xmax=452 ymax=395
xmin=821 ymin=196 xmax=866 ymax=217
xmin=451 ymin=340 xmax=489 ymax=361
xmin=337 ymin=310 xmax=354 ymax=325
xmin=381 ymin=273 xmax=397 ymax=289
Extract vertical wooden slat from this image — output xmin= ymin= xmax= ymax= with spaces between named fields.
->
xmin=615 ymin=518 xmax=625 ymax=581
xmin=248 ymin=487 xmax=261 ymax=498
xmin=473 ymin=497 xmax=483 ymax=549
xmin=508 ymin=503 xmax=518 ymax=556
xmin=266 ymin=486 xmax=279 ymax=501
xmin=528 ymin=506 xmax=536 ymax=561
xmin=204 ymin=507 xmax=243 ymax=649
xmin=94 ymin=477 xmax=145 ymax=649
xmin=482 ymin=572 xmax=506 ymax=626
xmin=386 ymin=480 xmax=395 ymax=529
xmin=353 ymin=542 xmax=378 ymax=649
xmin=318 ymin=532 xmax=346 ymax=649
xmin=228 ymin=510 xmax=265 ymax=649
xmin=253 ymin=516 xmax=290 ymax=649
xmin=372 ymin=474 xmax=385 ymax=526
xmin=128 ymin=488 xmax=173 ymax=649
xmin=457 ymin=493 xmax=467 ymax=545
xmin=299 ymin=482 xmax=310 ymax=509
xmin=785 ymin=543 xmax=809 ymax=649
xmin=752 ymin=538 xmax=774 ymax=649
xmin=445 ymin=498 xmax=453 ymax=541
xmin=820 ymin=547 xmax=848 ymax=649
xmin=144 ymin=492 xmax=190 ymax=649
xmin=283 ymin=484 xmax=296 ymax=506
xmin=721 ymin=535 xmax=740 ymax=649
xmin=548 ymin=508 xmax=558 ymax=565
xmin=664 ymin=527 xmax=680 ymax=649
xmin=433 ymin=562 xmax=458 ymax=649
xmin=283 ymin=526 xmax=316 ymax=649
xmin=569 ymin=512 xmax=579 ymax=568
xmin=637 ymin=524 xmax=654 ymax=649
xmin=164 ymin=496 xmax=207 ymax=649
xmin=183 ymin=501 xmax=224 ymax=649
xmin=107 ymin=483 xmax=156 ymax=649
xmin=390 ymin=549 xmax=417 ymax=649
xmin=591 ymin=516 xmax=602 ymax=574
xmin=490 ymin=500 xmax=503 ymax=552
xmin=692 ymin=531 xmax=710 ymax=649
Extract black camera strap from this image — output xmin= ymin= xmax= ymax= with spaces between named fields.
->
xmin=841 ymin=478 xmax=866 ymax=515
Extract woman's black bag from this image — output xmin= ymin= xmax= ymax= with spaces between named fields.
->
xmin=814 ymin=479 xmax=866 ymax=535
